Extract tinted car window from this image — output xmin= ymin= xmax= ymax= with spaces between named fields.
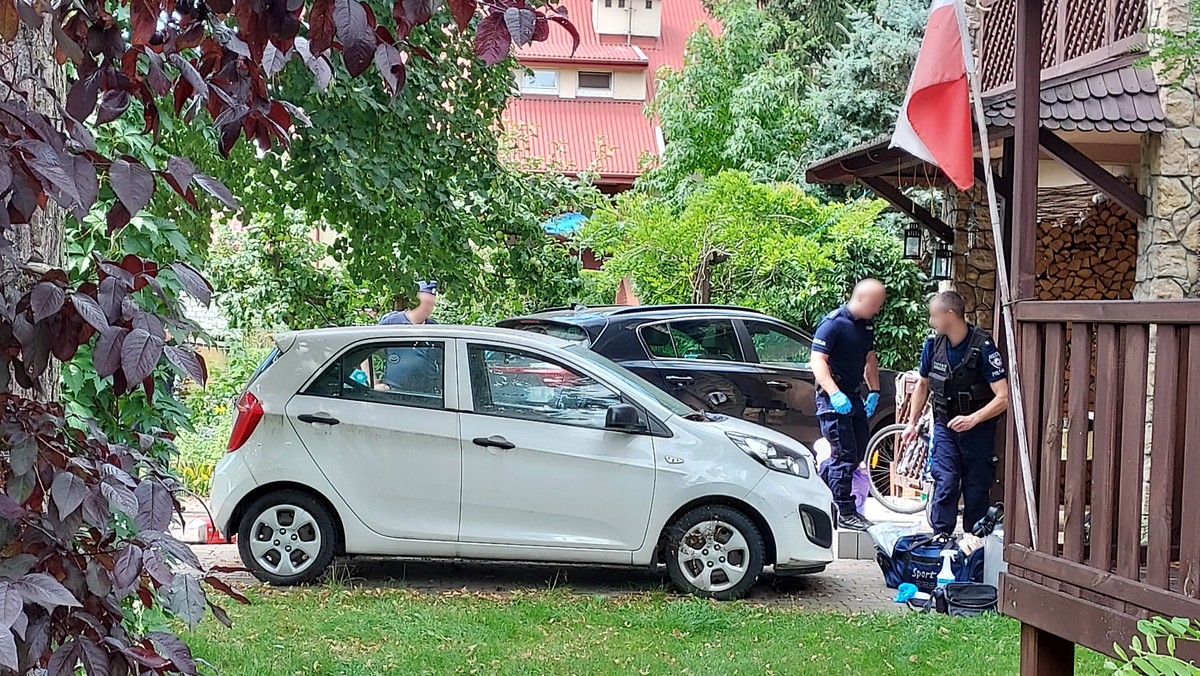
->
xmin=643 ymin=319 xmax=743 ymax=362
xmin=305 ymin=342 xmax=445 ymax=409
xmin=745 ymin=320 xmax=812 ymax=367
xmin=467 ymin=345 xmax=622 ymax=428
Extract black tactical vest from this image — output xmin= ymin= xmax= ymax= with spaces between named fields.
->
xmin=929 ymin=327 xmax=995 ymax=423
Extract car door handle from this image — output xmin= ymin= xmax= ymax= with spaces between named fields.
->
xmin=473 ymin=436 xmax=515 ymax=450
xmin=665 ymin=375 xmax=694 ymax=385
xmin=298 ymin=413 xmax=340 ymax=426
xmin=766 ymin=380 xmax=793 ymax=391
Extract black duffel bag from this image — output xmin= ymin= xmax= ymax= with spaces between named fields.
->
xmin=934 ymin=582 xmax=998 ymax=617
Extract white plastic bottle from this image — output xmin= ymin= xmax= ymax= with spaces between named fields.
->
xmin=936 ymin=549 xmax=957 ymax=588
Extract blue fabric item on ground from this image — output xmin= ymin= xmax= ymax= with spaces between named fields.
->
xmin=929 ymin=422 xmax=998 ymax=535
xmin=818 ymin=410 xmax=870 ymax=516
xmin=875 ymin=534 xmax=986 ymax=594
xmin=895 ymin=583 xmax=919 ymax=603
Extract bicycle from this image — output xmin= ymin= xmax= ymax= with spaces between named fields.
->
xmin=866 ymin=405 xmax=935 ymax=515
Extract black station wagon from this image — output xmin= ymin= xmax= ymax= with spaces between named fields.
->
xmin=499 ymin=305 xmax=898 ymax=447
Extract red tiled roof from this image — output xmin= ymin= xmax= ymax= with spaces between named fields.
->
xmin=504 ymin=0 xmax=715 ymax=180
xmin=502 ymin=98 xmax=659 ymax=178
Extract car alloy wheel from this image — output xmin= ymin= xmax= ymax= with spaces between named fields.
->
xmin=238 ymin=490 xmax=336 ymax=585
xmin=676 ymin=520 xmax=750 ymax=593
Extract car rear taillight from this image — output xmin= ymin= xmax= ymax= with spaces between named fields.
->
xmin=227 ymin=391 xmax=264 ymax=452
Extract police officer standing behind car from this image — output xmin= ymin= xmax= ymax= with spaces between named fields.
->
xmin=902 ymin=291 xmax=1010 ymax=536
xmin=811 ymin=279 xmax=887 ymax=531
xmin=375 ymin=281 xmax=439 ymax=391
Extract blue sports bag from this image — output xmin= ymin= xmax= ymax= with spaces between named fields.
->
xmin=875 ymin=534 xmax=985 ymax=593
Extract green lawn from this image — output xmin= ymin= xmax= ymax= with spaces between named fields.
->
xmin=186 ymin=586 xmax=1114 ymax=675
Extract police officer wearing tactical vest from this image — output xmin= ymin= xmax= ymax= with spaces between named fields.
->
xmin=811 ymin=279 xmax=887 ymax=532
xmin=902 ymin=291 xmax=1010 ymax=536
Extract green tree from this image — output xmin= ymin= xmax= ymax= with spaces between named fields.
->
xmin=645 ymin=1 xmax=811 ymax=195
xmin=801 ymin=0 xmax=929 ymax=165
xmin=579 ymin=171 xmax=928 ymax=369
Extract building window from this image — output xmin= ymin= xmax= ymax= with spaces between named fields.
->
xmin=645 ymin=0 xmax=652 ymax=7
xmin=577 ymin=71 xmax=613 ymax=97
xmin=617 ymin=0 xmax=625 ymax=7
xmin=520 ymin=69 xmax=559 ymax=94
xmin=605 ymin=0 xmax=611 ymax=6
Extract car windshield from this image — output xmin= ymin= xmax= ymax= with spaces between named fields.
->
xmin=565 ymin=344 xmax=694 ymax=417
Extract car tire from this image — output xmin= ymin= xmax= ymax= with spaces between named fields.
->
xmin=665 ymin=505 xmax=765 ymax=600
xmin=237 ymin=490 xmax=336 ymax=585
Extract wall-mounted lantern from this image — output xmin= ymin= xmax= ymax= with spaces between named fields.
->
xmin=903 ymin=226 xmax=922 ymax=260
xmin=931 ymin=239 xmax=953 ymax=281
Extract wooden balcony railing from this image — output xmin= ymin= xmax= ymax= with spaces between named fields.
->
xmin=979 ymin=0 xmax=1148 ymax=92
xmin=1002 ymin=300 xmax=1200 ymax=656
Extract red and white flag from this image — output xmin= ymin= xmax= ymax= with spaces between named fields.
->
xmin=891 ymin=0 xmax=975 ymax=190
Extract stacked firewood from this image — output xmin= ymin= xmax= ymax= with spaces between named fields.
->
xmin=1035 ymin=200 xmax=1137 ymax=301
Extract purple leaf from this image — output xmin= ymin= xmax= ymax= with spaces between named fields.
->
xmin=19 ymin=140 xmax=81 ymax=207
xmin=47 ymin=638 xmax=82 ymax=676
xmin=66 ymin=72 xmax=101 ymax=121
xmin=0 ymin=555 xmax=36 ymax=582
xmin=30 ymin=282 xmax=65 ymax=322
xmin=447 ymin=0 xmax=474 ymax=31
xmin=102 ymin=639 xmax=171 ymax=670
xmin=503 ymin=6 xmax=536 ymax=46
xmin=374 ymin=43 xmax=406 ymax=96
xmin=0 ymin=493 xmax=26 ymax=520
xmin=8 ymin=435 xmax=36 ymax=475
xmin=133 ymin=481 xmax=172 ymax=532
xmin=120 ymin=327 xmax=163 ymax=387
xmin=113 ymin=546 xmax=143 ymax=591
xmin=164 ymin=345 xmax=207 ymax=385
xmin=50 ymin=470 xmax=87 ymax=517
xmin=393 ymin=0 xmax=432 ymax=39
xmin=475 ymin=12 xmax=511 ymax=65
xmin=263 ymin=41 xmax=293 ymax=77
xmin=143 ymin=549 xmax=174 ymax=587
xmin=168 ymin=54 xmax=209 ymax=101
xmin=547 ymin=14 xmax=579 ymax=55
xmin=100 ymin=481 xmax=138 ymax=518
xmin=93 ymin=327 xmax=127 ymax=379
xmin=149 ymin=632 xmax=196 ymax=674
xmin=79 ymin=639 xmax=110 ymax=676
xmin=208 ymin=600 xmax=233 ymax=628
xmin=334 ymin=0 xmax=375 ymax=77
xmin=168 ymin=262 xmax=212 ymax=306
xmin=109 ymin=158 xmax=155 ymax=215
xmin=163 ymin=575 xmax=205 ymax=629
xmin=81 ymin=489 xmax=110 ymax=530
xmin=70 ymin=293 xmax=109 ymax=332
xmin=96 ymin=88 xmax=131 ymax=125
xmin=0 ymin=626 xmax=14 ymax=672
xmin=0 ymin=581 xmax=22 ymax=627
xmin=15 ymin=573 xmax=82 ymax=610
xmin=308 ymin=0 xmax=336 ymax=54
xmin=145 ymin=532 xmax=203 ymax=570
xmin=73 ymin=155 xmax=99 ymax=212
xmin=193 ymin=173 xmax=239 ymax=209
xmin=166 ymin=156 xmax=195 ymax=189
xmin=98 ymin=276 xmax=125 ymax=319
xmin=85 ymin=560 xmax=112 ymax=599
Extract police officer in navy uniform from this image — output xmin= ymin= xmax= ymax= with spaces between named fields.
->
xmin=903 ymin=290 xmax=1010 ymax=535
xmin=376 ymin=281 xmax=439 ymax=391
xmin=811 ymin=279 xmax=887 ymax=531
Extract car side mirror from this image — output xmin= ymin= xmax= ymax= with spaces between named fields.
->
xmin=605 ymin=403 xmax=646 ymax=433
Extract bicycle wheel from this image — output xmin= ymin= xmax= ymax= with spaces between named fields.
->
xmin=866 ymin=423 xmax=931 ymax=515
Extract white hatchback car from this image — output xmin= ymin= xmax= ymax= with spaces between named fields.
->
xmin=210 ymin=325 xmax=834 ymax=599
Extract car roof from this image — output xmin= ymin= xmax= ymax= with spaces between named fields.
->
xmin=508 ymin=304 xmax=769 ymax=326
xmin=275 ymin=324 xmax=574 ymax=349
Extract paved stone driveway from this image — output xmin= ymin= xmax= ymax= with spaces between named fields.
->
xmin=193 ymin=544 xmax=901 ymax=613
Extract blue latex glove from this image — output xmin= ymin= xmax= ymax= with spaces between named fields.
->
xmin=865 ymin=391 xmax=880 ymax=417
xmin=829 ymin=390 xmax=853 ymax=415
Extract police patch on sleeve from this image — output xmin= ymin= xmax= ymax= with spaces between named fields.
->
xmin=988 ymin=351 xmax=1003 ymax=370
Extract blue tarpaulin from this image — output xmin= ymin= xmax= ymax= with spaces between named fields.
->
xmin=542 ymin=212 xmax=587 ymax=237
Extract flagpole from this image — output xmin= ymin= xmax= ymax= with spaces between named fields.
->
xmin=954 ymin=0 xmax=1040 ymax=545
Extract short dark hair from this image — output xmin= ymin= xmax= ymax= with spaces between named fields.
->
xmin=932 ymin=290 xmax=966 ymax=318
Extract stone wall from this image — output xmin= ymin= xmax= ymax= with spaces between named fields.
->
xmin=947 ymin=186 xmax=998 ymax=331
xmin=1138 ymin=0 xmax=1200 ymax=300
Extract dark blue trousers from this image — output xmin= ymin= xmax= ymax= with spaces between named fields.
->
xmin=930 ymin=422 xmax=998 ymax=535
xmin=818 ymin=410 xmax=869 ymax=517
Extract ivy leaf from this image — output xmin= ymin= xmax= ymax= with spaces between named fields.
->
xmin=308 ymin=0 xmax=336 ymax=53
xmin=475 ymin=12 xmax=511 ymax=65
xmin=163 ymin=575 xmax=205 ymax=629
xmin=70 ymin=293 xmax=109 ymax=332
xmin=50 ymin=471 xmax=87 ymax=518
xmin=133 ymin=481 xmax=173 ymax=532
xmin=334 ymin=0 xmax=375 ymax=77
xmin=447 ymin=0 xmax=474 ymax=32
xmin=15 ymin=573 xmax=82 ymax=610
xmin=120 ymin=327 xmax=164 ymax=388
xmin=30 ymin=282 xmax=65 ymax=322
xmin=149 ymin=632 xmax=196 ymax=674
xmin=503 ymin=6 xmax=536 ymax=47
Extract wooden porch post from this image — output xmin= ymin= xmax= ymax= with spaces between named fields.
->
xmin=1021 ymin=625 xmax=1076 ymax=675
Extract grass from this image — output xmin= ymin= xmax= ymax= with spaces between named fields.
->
xmin=185 ymin=586 xmax=1113 ymax=675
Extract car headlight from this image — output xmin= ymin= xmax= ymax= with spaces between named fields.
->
xmin=727 ymin=432 xmax=811 ymax=478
